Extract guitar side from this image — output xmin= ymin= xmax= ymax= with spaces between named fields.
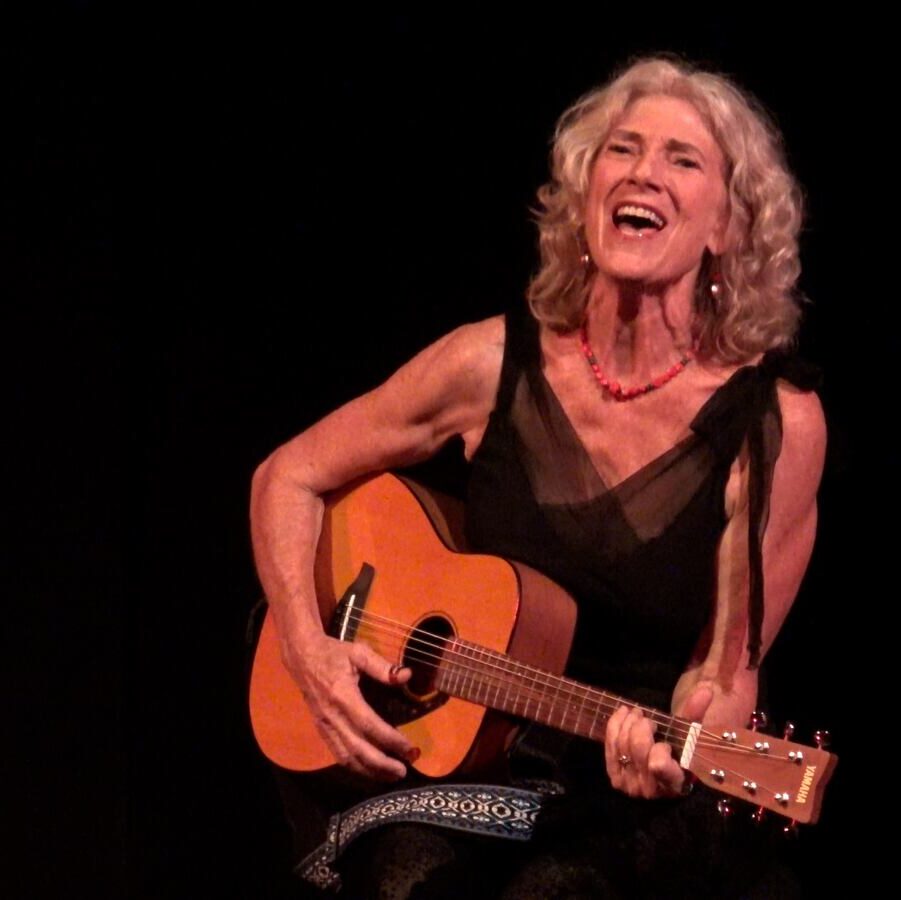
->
xmin=249 ymin=473 xmax=578 ymax=778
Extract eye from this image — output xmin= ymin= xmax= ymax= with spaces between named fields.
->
xmin=606 ymin=142 xmax=634 ymax=155
xmin=674 ymin=156 xmax=701 ymax=170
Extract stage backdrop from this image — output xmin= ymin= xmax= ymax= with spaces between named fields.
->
xmin=9 ymin=8 xmax=883 ymax=897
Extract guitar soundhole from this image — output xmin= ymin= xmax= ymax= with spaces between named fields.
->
xmin=403 ymin=614 xmax=454 ymax=700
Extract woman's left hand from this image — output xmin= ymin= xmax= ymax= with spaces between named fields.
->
xmin=605 ymin=686 xmax=714 ymax=799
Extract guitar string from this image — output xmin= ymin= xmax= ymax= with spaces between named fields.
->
xmin=326 ymin=610 xmax=795 ymax=816
xmin=343 ymin=607 xmax=782 ymax=758
xmin=347 ymin=608 xmax=740 ymax=753
xmin=347 ymin=607 xmax=627 ymax=724
xmin=348 ymin=623 xmax=795 ymax=772
xmin=345 ymin=614 xmax=806 ymax=793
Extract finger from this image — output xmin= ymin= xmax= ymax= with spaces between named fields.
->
xmin=618 ymin=709 xmax=656 ymax=797
xmin=626 ymin=709 xmax=656 ymax=772
xmin=316 ymin=715 xmax=405 ymax=781
xmin=605 ymin=704 xmax=632 ymax=781
xmin=647 ymin=742 xmax=683 ymax=795
xmin=334 ymin=687 xmax=418 ymax=760
xmin=323 ymin=703 xmax=414 ymax=780
xmin=351 ymin=642 xmax=412 ymax=686
xmin=341 ymin=729 xmax=410 ymax=781
xmin=316 ymin=718 xmax=354 ymax=774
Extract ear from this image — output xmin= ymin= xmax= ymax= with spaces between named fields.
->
xmin=706 ymin=202 xmax=734 ymax=256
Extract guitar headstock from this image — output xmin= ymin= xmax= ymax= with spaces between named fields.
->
xmin=686 ymin=724 xmax=837 ymax=824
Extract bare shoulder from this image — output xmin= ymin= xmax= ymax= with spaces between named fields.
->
xmin=772 ymin=382 xmax=826 ymax=526
xmin=386 ymin=315 xmax=505 ymax=412
xmin=432 ymin=315 xmax=505 ymax=387
xmin=261 ymin=315 xmax=507 ymax=492
xmin=351 ymin=314 xmax=506 ymax=461
xmin=775 ymin=383 xmax=826 ymax=487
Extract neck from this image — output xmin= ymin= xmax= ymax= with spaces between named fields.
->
xmin=584 ymin=273 xmax=697 ymax=379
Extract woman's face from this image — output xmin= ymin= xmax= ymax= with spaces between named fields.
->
xmin=584 ymin=94 xmax=730 ymax=290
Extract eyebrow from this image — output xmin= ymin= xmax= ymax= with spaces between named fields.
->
xmin=608 ymin=129 xmax=708 ymax=162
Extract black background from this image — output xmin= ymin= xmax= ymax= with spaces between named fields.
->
xmin=7 ymin=6 xmax=885 ymax=897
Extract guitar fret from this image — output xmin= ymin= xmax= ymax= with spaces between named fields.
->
xmin=473 ymin=645 xmax=486 ymax=705
xmin=459 ymin=643 xmax=469 ymax=702
xmin=438 ymin=658 xmax=451 ymax=696
xmin=474 ymin=645 xmax=485 ymax=703
xmin=492 ymin=654 xmax=504 ymax=709
xmin=587 ymin=688 xmax=605 ymax=740
xmin=507 ymin=674 xmax=519 ymax=716
xmin=436 ymin=649 xmax=448 ymax=695
xmin=543 ymin=675 xmax=557 ymax=724
xmin=519 ymin=679 xmax=531 ymax=720
xmin=474 ymin=644 xmax=487 ymax=706
xmin=450 ymin=641 xmax=466 ymax=700
xmin=558 ymin=675 xmax=570 ymax=731
xmin=442 ymin=644 xmax=455 ymax=696
xmin=470 ymin=644 xmax=482 ymax=705
xmin=574 ymin=683 xmax=588 ymax=737
xmin=537 ymin=669 xmax=552 ymax=726
xmin=452 ymin=643 xmax=465 ymax=700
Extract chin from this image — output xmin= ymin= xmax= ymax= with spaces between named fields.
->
xmin=600 ymin=261 xmax=665 ymax=287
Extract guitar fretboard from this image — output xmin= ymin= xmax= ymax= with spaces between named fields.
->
xmin=434 ymin=638 xmax=682 ymax=749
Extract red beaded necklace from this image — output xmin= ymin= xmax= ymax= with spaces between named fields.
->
xmin=578 ymin=323 xmax=695 ymax=401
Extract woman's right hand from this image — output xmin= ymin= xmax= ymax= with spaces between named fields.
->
xmin=281 ymin=630 xmax=418 ymax=781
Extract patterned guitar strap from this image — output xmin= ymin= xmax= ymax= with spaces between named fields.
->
xmin=297 ymin=781 xmax=560 ymax=892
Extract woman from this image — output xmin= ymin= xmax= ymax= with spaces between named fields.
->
xmin=251 ymin=57 xmax=824 ymax=897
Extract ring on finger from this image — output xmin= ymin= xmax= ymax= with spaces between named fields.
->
xmin=618 ymin=754 xmax=633 ymax=767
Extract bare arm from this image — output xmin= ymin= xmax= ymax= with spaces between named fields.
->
xmin=606 ymin=384 xmax=827 ymax=797
xmin=250 ymin=317 xmax=504 ymax=779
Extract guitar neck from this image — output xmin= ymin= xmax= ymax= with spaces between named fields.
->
xmin=435 ymin=637 xmax=685 ymax=752
xmin=427 ymin=634 xmax=837 ymax=825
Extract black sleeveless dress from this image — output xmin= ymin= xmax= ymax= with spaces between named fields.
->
xmin=465 ymin=303 xmax=815 ymax=705
xmin=451 ymin=305 xmax=819 ymax=897
xmin=298 ymin=307 xmax=818 ymax=898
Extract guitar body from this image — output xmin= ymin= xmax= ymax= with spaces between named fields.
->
xmin=249 ymin=473 xmax=578 ymax=778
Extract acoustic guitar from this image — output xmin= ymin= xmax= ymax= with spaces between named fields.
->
xmin=249 ymin=473 xmax=836 ymax=824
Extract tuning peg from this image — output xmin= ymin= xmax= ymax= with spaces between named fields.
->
xmin=782 ymin=819 xmax=799 ymax=839
xmin=814 ymin=729 xmax=831 ymax=750
xmin=782 ymin=721 xmax=795 ymax=740
xmin=751 ymin=806 xmax=766 ymax=826
xmin=717 ymin=798 xmax=733 ymax=818
xmin=749 ymin=710 xmax=768 ymax=731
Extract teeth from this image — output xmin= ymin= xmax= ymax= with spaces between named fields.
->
xmin=615 ymin=205 xmax=665 ymax=229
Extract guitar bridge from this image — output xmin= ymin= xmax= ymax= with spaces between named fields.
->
xmin=329 ymin=562 xmax=375 ymax=642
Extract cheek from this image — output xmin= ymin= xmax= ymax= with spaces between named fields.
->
xmin=584 ymin=164 xmax=617 ymax=234
xmin=584 ymin=196 xmax=606 ymax=247
xmin=687 ymin=190 xmax=729 ymax=250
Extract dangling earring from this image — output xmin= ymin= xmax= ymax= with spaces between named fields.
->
xmin=579 ymin=236 xmax=592 ymax=269
xmin=709 ymin=265 xmax=722 ymax=300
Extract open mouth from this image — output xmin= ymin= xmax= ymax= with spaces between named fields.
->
xmin=612 ymin=204 xmax=666 ymax=235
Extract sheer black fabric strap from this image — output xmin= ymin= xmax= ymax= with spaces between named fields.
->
xmin=295 ymin=782 xmax=554 ymax=892
xmin=692 ymin=349 xmax=822 ymax=668
xmin=494 ymin=303 xmax=543 ymax=415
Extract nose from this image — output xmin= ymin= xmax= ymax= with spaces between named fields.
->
xmin=628 ymin=150 xmax=662 ymax=190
